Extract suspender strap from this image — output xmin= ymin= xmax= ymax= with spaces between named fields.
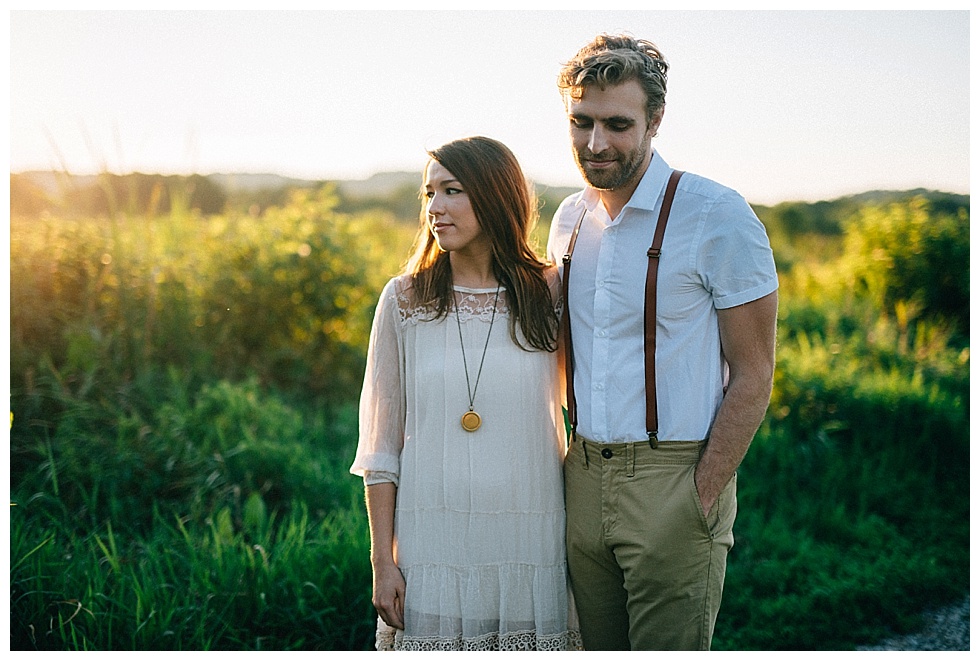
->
xmin=644 ymin=169 xmax=683 ymax=447
xmin=560 ymin=207 xmax=587 ymax=433
xmin=561 ymin=170 xmax=684 ymax=446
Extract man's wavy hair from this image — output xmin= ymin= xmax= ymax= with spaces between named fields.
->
xmin=558 ymin=33 xmax=669 ymax=124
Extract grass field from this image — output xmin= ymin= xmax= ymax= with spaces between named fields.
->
xmin=9 ymin=185 xmax=969 ymax=650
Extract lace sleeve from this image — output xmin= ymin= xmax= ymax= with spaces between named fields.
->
xmin=350 ymin=278 xmax=406 ymax=485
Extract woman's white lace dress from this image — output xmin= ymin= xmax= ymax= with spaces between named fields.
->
xmin=350 ymin=274 xmax=580 ymax=651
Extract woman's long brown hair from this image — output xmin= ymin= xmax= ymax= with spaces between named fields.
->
xmin=403 ymin=136 xmax=557 ymax=352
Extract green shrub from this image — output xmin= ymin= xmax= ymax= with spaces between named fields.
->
xmin=9 ymin=186 xmax=412 ymax=410
xmin=841 ymin=196 xmax=969 ymax=338
xmin=12 ymin=371 xmax=358 ymax=533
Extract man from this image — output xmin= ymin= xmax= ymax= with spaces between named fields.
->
xmin=547 ymin=34 xmax=779 ymax=650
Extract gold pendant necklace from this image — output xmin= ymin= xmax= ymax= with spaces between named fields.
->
xmin=461 ymin=410 xmax=482 ymax=432
xmin=453 ymin=283 xmax=501 ymax=433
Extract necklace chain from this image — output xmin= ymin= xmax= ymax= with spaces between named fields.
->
xmin=453 ymin=284 xmax=501 ymax=413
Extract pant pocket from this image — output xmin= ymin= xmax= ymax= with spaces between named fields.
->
xmin=708 ymin=472 xmax=737 ymax=545
xmin=687 ymin=467 xmax=738 ymax=539
xmin=685 ymin=463 xmax=713 ymax=538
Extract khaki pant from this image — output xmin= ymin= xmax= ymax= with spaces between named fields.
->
xmin=564 ymin=437 xmax=737 ymax=650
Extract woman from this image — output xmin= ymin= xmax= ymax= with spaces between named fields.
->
xmin=350 ymin=136 xmax=579 ymax=651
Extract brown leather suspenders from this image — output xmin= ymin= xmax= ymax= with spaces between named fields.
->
xmin=560 ymin=207 xmax=586 ymax=438
xmin=560 ymin=170 xmax=684 ymax=448
xmin=642 ymin=169 xmax=684 ymax=446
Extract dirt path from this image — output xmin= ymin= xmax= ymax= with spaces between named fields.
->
xmin=856 ymin=595 xmax=970 ymax=651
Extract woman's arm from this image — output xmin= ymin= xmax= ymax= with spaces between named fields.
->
xmin=366 ymin=481 xmax=405 ymax=630
xmin=352 ymin=279 xmax=408 ymax=629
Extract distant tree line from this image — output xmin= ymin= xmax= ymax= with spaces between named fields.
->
xmin=10 ymin=172 xmax=228 ymax=217
xmin=10 ymin=171 xmax=581 ymax=225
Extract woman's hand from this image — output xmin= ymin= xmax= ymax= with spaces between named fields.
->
xmin=372 ymin=560 xmax=406 ymax=630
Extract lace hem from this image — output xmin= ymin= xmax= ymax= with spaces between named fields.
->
xmin=376 ymin=626 xmax=584 ymax=651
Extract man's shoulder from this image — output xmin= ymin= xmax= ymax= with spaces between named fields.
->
xmin=675 ymin=170 xmax=744 ymax=205
xmin=557 ymin=189 xmax=587 ymax=211
xmin=546 ymin=190 xmax=588 ymax=258
xmin=670 ymin=170 xmax=761 ymax=228
xmin=552 ymin=190 xmax=590 ymax=227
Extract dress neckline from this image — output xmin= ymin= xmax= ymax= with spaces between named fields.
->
xmin=453 ymin=284 xmax=504 ymax=294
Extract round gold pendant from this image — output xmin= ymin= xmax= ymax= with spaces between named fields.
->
xmin=461 ymin=410 xmax=482 ymax=432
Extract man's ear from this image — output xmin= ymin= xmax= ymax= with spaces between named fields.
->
xmin=647 ymin=107 xmax=664 ymax=138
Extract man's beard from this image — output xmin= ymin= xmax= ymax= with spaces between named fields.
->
xmin=574 ymin=144 xmax=647 ymax=191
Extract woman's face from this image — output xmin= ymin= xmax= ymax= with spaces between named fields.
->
xmin=423 ymin=160 xmax=490 ymax=256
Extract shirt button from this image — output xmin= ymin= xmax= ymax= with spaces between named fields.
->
xmin=601 ymin=448 xmax=613 ymax=459
xmin=597 ymin=330 xmax=606 ymax=337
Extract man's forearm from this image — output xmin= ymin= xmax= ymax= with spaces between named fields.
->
xmin=695 ymin=292 xmax=778 ymax=515
xmin=694 ymin=371 xmax=772 ymax=514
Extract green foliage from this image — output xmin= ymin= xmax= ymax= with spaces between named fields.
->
xmin=336 ymin=181 xmax=424 ymax=220
xmin=841 ymin=197 xmax=969 ymax=337
xmin=10 ymin=185 xmax=412 ymax=409
xmin=10 ymin=501 xmax=375 ymax=650
xmin=9 ymin=186 xmax=969 ymax=650
xmin=754 ymin=190 xmax=969 ymax=277
xmin=189 ymin=188 xmax=391 ymax=398
xmin=757 ymin=199 xmax=847 ymax=237
xmin=717 ymin=386 xmax=968 ymax=650
xmin=708 ymin=193 xmax=970 ymax=649
xmin=12 ymin=368 xmax=352 ymax=527
xmin=717 ymin=489 xmax=964 ymax=650
xmin=11 ymin=375 xmax=376 ymax=650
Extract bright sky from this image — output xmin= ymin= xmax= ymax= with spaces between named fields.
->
xmin=9 ymin=9 xmax=971 ymax=205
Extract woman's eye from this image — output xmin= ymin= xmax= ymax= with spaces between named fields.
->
xmin=446 ymin=187 xmax=464 ymax=195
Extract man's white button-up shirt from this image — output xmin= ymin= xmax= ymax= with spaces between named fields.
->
xmin=547 ymin=151 xmax=778 ymax=443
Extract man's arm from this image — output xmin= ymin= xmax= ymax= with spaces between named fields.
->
xmin=694 ymin=290 xmax=778 ymax=515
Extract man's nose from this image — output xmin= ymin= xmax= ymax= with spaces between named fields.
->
xmin=588 ymin=126 xmax=609 ymax=154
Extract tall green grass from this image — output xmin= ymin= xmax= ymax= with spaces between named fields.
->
xmin=11 ymin=372 xmax=378 ymax=649
xmin=12 ymin=488 xmax=375 ymax=650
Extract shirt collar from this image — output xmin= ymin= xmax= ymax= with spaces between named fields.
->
xmin=625 ymin=150 xmax=672 ymax=212
xmin=578 ymin=149 xmax=672 ymax=214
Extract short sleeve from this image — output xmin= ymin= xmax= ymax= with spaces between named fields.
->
xmin=698 ymin=192 xmax=779 ymax=310
xmin=349 ymin=278 xmax=406 ymax=485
